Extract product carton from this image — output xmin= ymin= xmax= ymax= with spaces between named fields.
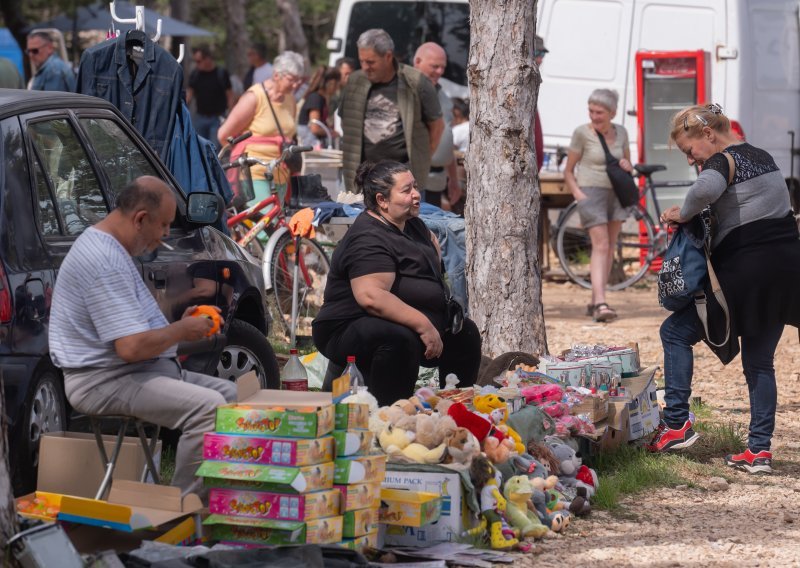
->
xmin=203 ymin=432 xmax=334 ymax=466
xmin=580 ymin=400 xmax=631 ymax=458
xmin=332 ymin=429 xmax=375 ymax=456
xmin=205 ymin=514 xmax=343 ymax=545
xmin=616 ymin=366 xmax=660 ymax=440
xmin=215 ymin=373 xmax=335 ymax=438
xmin=570 ymin=391 xmax=609 ymax=422
xmin=380 ymin=468 xmax=473 ymax=546
xmin=342 ymin=507 xmax=380 ymax=537
xmin=334 ymin=453 xmax=387 ymax=485
xmin=196 ymin=460 xmax=334 ymax=493
xmin=208 ymin=488 xmax=340 ymax=521
xmin=339 ymin=530 xmax=380 ymax=551
xmin=335 ymin=402 xmax=370 ymax=430
xmin=379 ymin=489 xmax=442 ymax=527
xmin=335 ymin=483 xmax=382 ymax=511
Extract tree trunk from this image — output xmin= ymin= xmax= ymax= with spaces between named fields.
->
xmin=275 ymin=0 xmax=310 ymax=67
xmin=465 ymin=0 xmax=547 ymax=358
xmin=223 ymin=0 xmax=249 ymax=79
xmin=0 ymin=378 xmax=19 ymax=557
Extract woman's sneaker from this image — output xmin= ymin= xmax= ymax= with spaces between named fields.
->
xmin=725 ymin=449 xmax=773 ymax=474
xmin=646 ymin=419 xmax=700 ymax=452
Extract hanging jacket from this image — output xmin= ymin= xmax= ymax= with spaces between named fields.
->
xmin=76 ymin=34 xmax=183 ymax=160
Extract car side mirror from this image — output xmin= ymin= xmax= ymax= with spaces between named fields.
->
xmin=186 ymin=192 xmax=222 ymax=225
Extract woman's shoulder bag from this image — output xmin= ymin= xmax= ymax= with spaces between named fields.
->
xmin=596 ymin=129 xmax=638 ymax=207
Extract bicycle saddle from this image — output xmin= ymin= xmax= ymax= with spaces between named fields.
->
xmin=634 ymin=164 xmax=667 ymax=175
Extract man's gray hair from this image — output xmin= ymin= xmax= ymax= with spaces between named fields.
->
xmin=28 ymin=31 xmax=53 ymax=44
xmin=357 ymin=29 xmax=394 ymax=55
xmin=273 ymin=51 xmax=305 ymax=77
xmin=588 ymin=88 xmax=619 ymax=113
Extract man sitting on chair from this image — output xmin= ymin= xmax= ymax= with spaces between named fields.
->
xmin=49 ymin=176 xmax=237 ymax=493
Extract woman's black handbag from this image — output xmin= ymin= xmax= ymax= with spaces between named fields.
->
xmin=596 ymin=130 xmax=639 ymax=207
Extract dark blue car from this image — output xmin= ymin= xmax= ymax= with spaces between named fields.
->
xmin=0 ymin=89 xmax=280 ymax=494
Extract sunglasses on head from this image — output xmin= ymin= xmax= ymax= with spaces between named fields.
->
xmin=683 ymin=103 xmax=723 ymax=130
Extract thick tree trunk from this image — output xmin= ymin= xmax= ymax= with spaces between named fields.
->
xmin=275 ymin=0 xmax=310 ymax=67
xmin=465 ymin=0 xmax=547 ymax=358
xmin=0 ymin=379 xmax=19 ymax=556
xmin=223 ymin=0 xmax=250 ymax=79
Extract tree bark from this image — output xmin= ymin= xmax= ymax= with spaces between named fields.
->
xmin=223 ymin=0 xmax=249 ymax=79
xmin=0 ymin=378 xmax=19 ymax=557
xmin=275 ymin=0 xmax=310 ymax=67
xmin=465 ymin=0 xmax=547 ymax=358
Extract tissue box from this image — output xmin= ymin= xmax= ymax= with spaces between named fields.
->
xmin=205 ymin=514 xmax=343 ymax=545
xmin=335 ymin=483 xmax=382 ymax=512
xmin=203 ymin=433 xmax=334 ymax=466
xmin=196 ymin=461 xmax=334 ymax=493
xmin=335 ymin=403 xmax=370 ymax=430
xmin=332 ymin=430 xmax=374 ymax=457
xmin=334 ymin=454 xmax=387 ymax=485
xmin=378 ymin=489 xmax=442 ymax=527
xmin=208 ymin=488 xmax=340 ymax=521
xmin=339 ymin=530 xmax=380 ymax=551
xmin=342 ymin=507 xmax=380 ymax=537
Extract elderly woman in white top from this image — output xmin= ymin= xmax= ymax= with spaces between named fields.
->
xmin=563 ymin=89 xmax=634 ymax=322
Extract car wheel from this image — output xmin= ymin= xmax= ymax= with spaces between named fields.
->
xmin=13 ymin=368 xmax=67 ymax=493
xmin=216 ymin=318 xmax=280 ymax=389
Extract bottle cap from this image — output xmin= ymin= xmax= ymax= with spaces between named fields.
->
xmin=347 ymin=355 xmax=356 ymax=363
xmin=289 ymin=348 xmax=298 ymax=355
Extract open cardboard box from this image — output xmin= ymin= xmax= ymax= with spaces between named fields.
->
xmin=214 ymin=372 xmax=335 ymax=437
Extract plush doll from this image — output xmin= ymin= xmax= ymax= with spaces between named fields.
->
xmin=473 ymin=394 xmax=525 ymax=454
xmin=546 ymin=439 xmax=582 ymax=488
xmin=442 ymin=427 xmax=481 ymax=470
xmin=529 ymin=477 xmax=570 ymax=532
xmin=464 ymin=455 xmax=518 ymax=549
xmin=377 ymin=424 xmax=447 ymax=464
xmin=415 ymin=412 xmax=458 ymax=449
xmin=576 ymin=464 xmax=599 ymax=498
xmin=527 ymin=441 xmax=560 ymax=476
xmin=502 ymin=475 xmax=549 ymax=539
xmin=446 ymin=402 xmax=516 ymax=463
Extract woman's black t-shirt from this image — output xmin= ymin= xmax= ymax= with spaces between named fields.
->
xmin=298 ymin=92 xmax=327 ymax=126
xmin=313 ymin=212 xmax=447 ymax=332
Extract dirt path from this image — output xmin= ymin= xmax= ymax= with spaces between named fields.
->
xmin=520 ymin=280 xmax=800 ymax=567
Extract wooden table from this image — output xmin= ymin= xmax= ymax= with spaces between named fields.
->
xmin=539 ymin=172 xmax=574 ymax=273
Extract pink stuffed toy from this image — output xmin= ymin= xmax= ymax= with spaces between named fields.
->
xmin=520 ymin=384 xmax=564 ymax=406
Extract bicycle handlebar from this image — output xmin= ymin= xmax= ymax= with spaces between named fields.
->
xmin=227 ymin=131 xmax=253 ymax=147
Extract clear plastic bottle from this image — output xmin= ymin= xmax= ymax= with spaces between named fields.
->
xmin=344 ymin=355 xmax=365 ymax=395
xmin=281 ymin=349 xmax=308 ymax=391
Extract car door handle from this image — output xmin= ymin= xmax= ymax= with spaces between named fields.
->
xmin=149 ymin=269 xmax=167 ymax=289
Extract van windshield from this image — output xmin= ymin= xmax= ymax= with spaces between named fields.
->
xmin=345 ymin=1 xmax=469 ymax=87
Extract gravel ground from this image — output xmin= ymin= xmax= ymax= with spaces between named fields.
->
xmin=516 ymin=280 xmax=800 ymax=567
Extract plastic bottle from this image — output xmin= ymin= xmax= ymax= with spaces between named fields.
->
xmin=281 ymin=349 xmax=308 ymax=391
xmin=344 ymin=355 xmax=365 ymax=395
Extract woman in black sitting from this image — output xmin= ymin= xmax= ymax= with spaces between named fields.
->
xmin=312 ymin=160 xmax=481 ymax=405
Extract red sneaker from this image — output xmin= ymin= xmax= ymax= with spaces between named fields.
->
xmin=725 ymin=449 xmax=773 ymax=474
xmin=646 ymin=419 xmax=699 ymax=452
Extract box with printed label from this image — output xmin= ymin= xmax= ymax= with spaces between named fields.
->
xmin=334 ymin=454 xmax=387 ymax=485
xmin=203 ymin=433 xmax=334 ymax=466
xmin=378 ymin=489 xmax=442 ymax=527
xmin=332 ymin=429 xmax=374 ymax=456
xmin=342 ymin=507 xmax=379 ymax=537
xmin=335 ymin=483 xmax=382 ymax=511
xmin=205 ymin=514 xmax=343 ymax=545
xmin=335 ymin=403 xmax=370 ymax=430
xmin=196 ymin=460 xmax=334 ymax=493
xmin=208 ymin=488 xmax=340 ymax=521
xmin=339 ymin=530 xmax=380 ymax=551
xmin=215 ymin=374 xmax=334 ymax=438
xmin=380 ymin=468 xmax=473 ymax=547
xmin=617 ymin=367 xmax=660 ymax=440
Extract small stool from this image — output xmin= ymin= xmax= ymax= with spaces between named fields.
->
xmin=88 ymin=415 xmax=161 ymax=501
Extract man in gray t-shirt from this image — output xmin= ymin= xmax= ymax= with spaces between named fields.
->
xmin=49 ymin=176 xmax=236 ymax=494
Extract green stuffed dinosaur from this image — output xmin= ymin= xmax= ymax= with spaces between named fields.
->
xmin=502 ymin=475 xmax=549 ymax=539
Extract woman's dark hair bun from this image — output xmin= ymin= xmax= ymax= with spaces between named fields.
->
xmin=355 ymin=161 xmax=376 ymax=190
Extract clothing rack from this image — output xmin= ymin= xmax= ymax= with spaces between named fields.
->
xmin=108 ymin=2 xmax=183 ymax=63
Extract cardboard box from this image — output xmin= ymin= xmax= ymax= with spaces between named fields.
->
xmin=203 ymin=432 xmax=334 ymax=466
xmin=339 ymin=530 xmax=379 ymax=551
xmin=208 ymin=488 xmax=340 ymax=521
xmin=342 ymin=507 xmax=379 ymax=537
xmin=196 ymin=460 xmax=334 ymax=493
xmin=379 ymin=489 xmax=442 ymax=527
xmin=335 ymin=483 xmax=382 ymax=511
xmin=581 ymin=401 xmax=631 ymax=457
xmin=215 ymin=374 xmax=335 ymax=438
xmin=570 ymin=391 xmax=609 ymax=422
xmin=335 ymin=403 xmax=370 ymax=430
xmin=332 ymin=429 xmax=374 ymax=456
xmin=38 ymin=431 xmax=161 ymax=498
xmin=334 ymin=454 xmax=387 ymax=485
xmin=616 ymin=366 xmax=660 ymax=440
xmin=205 ymin=514 xmax=343 ymax=545
xmin=381 ymin=468 xmax=472 ymax=546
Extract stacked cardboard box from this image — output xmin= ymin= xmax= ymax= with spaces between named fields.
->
xmin=333 ymin=402 xmax=386 ymax=550
xmin=199 ymin=375 xmax=344 ymax=546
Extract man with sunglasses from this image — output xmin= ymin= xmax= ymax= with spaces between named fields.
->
xmin=27 ymin=31 xmax=75 ymax=92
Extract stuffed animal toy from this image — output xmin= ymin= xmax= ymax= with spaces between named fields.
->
xmin=527 ymin=441 xmax=560 ymax=476
xmin=576 ymin=464 xmax=599 ymax=498
xmin=529 ymin=477 xmax=570 ymax=532
xmin=508 ymin=453 xmax=549 ymax=480
xmin=446 ymin=402 xmax=516 ymax=463
xmin=463 ymin=455 xmax=518 ymax=550
xmin=502 ymin=476 xmax=549 ymax=539
xmin=473 ymin=394 xmax=525 ymax=454
xmin=377 ymin=424 xmax=447 ymax=465
xmin=370 ymin=404 xmax=407 ymax=439
xmin=546 ymin=439 xmax=582 ymax=487
xmin=415 ymin=412 xmax=458 ymax=448
xmin=442 ymin=427 xmax=481 ymax=469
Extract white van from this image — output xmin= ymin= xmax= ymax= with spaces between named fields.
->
xmin=328 ymin=0 xmax=800 ymax=193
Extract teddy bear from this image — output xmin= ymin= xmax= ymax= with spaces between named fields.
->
xmin=502 ymin=475 xmax=549 ymax=539
xmin=529 ymin=477 xmax=570 ymax=532
xmin=415 ymin=412 xmax=458 ymax=449
xmin=444 ymin=401 xmax=516 ymax=464
xmin=377 ymin=424 xmax=447 ymax=464
xmin=473 ymin=394 xmax=525 ymax=454
xmin=441 ymin=427 xmax=481 ymax=470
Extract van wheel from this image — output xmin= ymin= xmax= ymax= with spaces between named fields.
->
xmin=217 ymin=319 xmax=280 ymax=389
xmin=14 ymin=368 xmax=67 ymax=493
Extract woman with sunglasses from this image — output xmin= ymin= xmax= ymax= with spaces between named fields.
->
xmin=564 ymin=89 xmax=634 ymax=322
xmin=219 ymin=51 xmax=305 ymax=206
xmin=647 ymin=104 xmax=800 ymax=475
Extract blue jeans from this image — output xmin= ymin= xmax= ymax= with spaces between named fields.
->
xmin=192 ymin=113 xmax=222 ymax=150
xmin=661 ymin=306 xmax=783 ymax=452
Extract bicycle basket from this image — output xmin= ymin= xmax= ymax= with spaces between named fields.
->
xmin=289 ymin=174 xmax=329 ymax=209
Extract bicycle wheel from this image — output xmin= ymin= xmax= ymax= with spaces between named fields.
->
xmin=270 ymin=234 xmax=330 ymax=338
xmin=555 ymin=202 xmax=656 ymax=290
xmin=230 ymin=219 xmax=265 ymax=260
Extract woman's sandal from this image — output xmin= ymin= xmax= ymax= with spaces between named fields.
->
xmin=592 ymin=302 xmax=618 ymax=322
xmin=585 ymin=303 xmax=595 ymax=317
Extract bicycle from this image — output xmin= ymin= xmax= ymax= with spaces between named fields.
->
xmin=553 ymin=164 xmax=691 ymax=290
xmin=219 ymin=134 xmax=331 ymax=341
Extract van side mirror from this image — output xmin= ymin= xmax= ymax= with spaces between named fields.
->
xmin=326 ymin=38 xmax=342 ymax=52
xmin=186 ymin=192 xmax=222 ymax=225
